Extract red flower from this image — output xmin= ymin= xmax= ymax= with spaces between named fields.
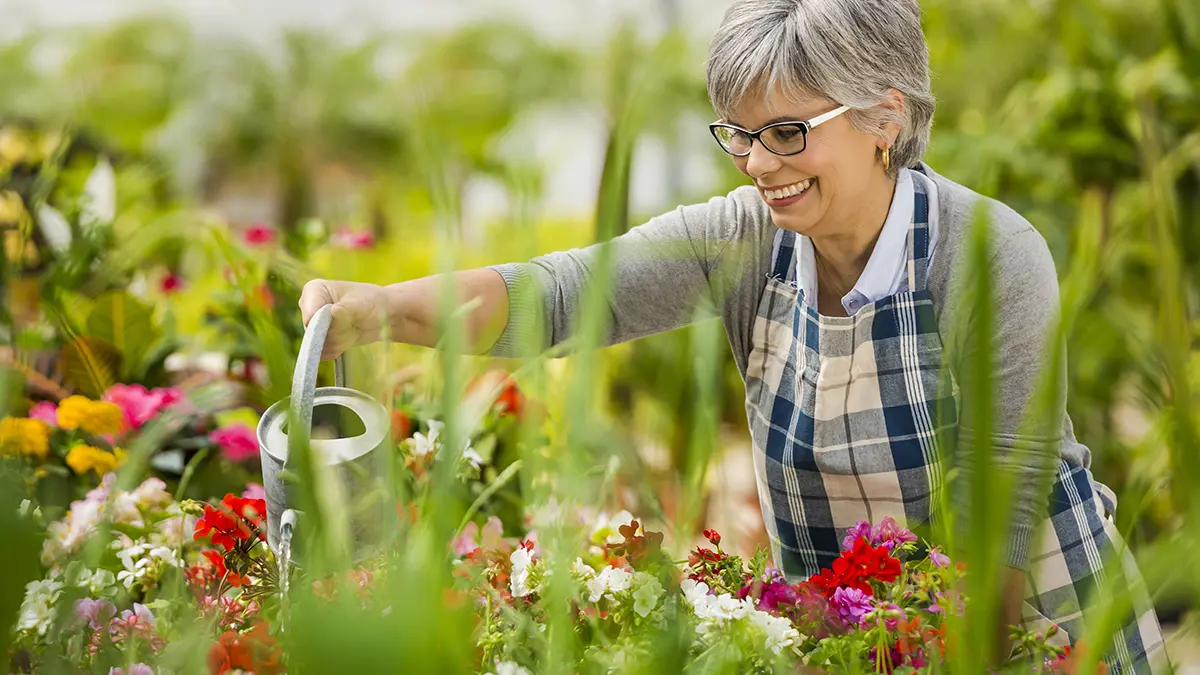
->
xmin=193 ymin=494 xmax=267 ymax=551
xmin=160 ymin=272 xmax=184 ymax=294
xmin=703 ymin=529 xmax=722 ymax=546
xmin=495 ymin=377 xmax=524 ymax=418
xmin=242 ymin=223 xmax=276 ymax=246
xmin=807 ymin=537 xmax=901 ymax=597
xmin=203 ymin=550 xmax=248 ymax=587
xmin=208 ymin=623 xmax=282 ymax=675
xmin=391 ymin=409 xmax=412 ymax=439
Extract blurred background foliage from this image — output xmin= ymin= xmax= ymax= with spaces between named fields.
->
xmin=1 ymin=0 xmax=1198 ymax=623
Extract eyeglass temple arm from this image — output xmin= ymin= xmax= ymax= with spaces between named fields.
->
xmin=807 ymin=104 xmax=851 ymax=130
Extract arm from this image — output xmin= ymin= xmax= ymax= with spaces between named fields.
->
xmin=486 ymin=190 xmax=755 ymax=357
xmin=299 ymin=188 xmax=758 ymax=359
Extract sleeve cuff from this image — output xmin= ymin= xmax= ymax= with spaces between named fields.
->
xmin=1004 ymin=522 xmax=1033 ymax=570
xmin=485 ymin=263 xmax=542 ymax=358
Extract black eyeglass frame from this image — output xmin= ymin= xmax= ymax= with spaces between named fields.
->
xmin=708 ymin=104 xmax=851 ymax=157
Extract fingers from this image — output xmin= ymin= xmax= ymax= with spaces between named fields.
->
xmin=299 ymin=279 xmax=334 ymax=327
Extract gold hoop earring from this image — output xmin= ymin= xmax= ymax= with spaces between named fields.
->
xmin=882 ymin=146 xmax=891 ymax=171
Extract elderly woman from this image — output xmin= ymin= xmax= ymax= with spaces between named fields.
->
xmin=300 ymin=0 xmax=1165 ymax=670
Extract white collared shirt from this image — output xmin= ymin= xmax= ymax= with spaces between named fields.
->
xmin=797 ymin=168 xmax=940 ymax=315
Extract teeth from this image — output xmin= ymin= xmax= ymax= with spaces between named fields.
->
xmin=765 ymin=179 xmax=814 ymax=200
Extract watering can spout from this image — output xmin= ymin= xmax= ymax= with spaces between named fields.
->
xmin=256 ymin=304 xmax=395 ymax=565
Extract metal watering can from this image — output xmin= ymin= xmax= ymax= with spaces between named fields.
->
xmin=256 ymin=304 xmax=394 ymax=565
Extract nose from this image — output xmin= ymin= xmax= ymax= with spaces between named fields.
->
xmin=743 ymin=139 xmax=782 ymax=181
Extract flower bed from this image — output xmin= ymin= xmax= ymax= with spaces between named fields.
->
xmin=11 ymin=473 xmax=1092 ymax=674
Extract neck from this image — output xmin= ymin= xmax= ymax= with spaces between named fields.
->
xmin=811 ymin=170 xmax=898 ymax=286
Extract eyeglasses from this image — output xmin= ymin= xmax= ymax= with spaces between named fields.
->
xmin=709 ymin=104 xmax=851 ymax=157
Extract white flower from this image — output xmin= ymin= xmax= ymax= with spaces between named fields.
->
xmin=17 ymin=579 xmax=63 ymax=636
xmin=132 ymin=478 xmax=172 ymax=509
xmin=42 ymin=499 xmax=105 ymax=565
xmin=76 ymin=568 xmax=116 ymax=595
xmin=632 ymin=573 xmax=663 ymax=617
xmin=571 ymin=558 xmax=595 ymax=581
xmin=510 ymin=547 xmax=535 ymax=598
xmin=111 ymin=492 xmax=144 ymax=527
xmin=486 ymin=662 xmax=531 ymax=675
xmin=747 ymin=606 xmax=801 ymax=654
xmin=586 ymin=566 xmax=632 ymax=603
xmin=462 ymin=444 xmax=484 ymax=469
xmin=411 ymin=420 xmax=443 ymax=457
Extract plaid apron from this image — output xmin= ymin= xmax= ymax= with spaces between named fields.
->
xmin=744 ymin=178 xmax=1167 ymax=672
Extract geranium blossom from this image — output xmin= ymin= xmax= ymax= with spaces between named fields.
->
xmin=209 ymin=423 xmax=259 ymax=462
xmin=103 ymin=384 xmax=185 ymax=431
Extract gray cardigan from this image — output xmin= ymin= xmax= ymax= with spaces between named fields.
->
xmin=489 ymin=162 xmax=1089 ymax=569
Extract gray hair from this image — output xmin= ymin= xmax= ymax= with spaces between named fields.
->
xmin=706 ymin=0 xmax=935 ymax=176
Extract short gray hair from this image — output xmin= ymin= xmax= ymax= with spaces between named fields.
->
xmin=706 ymin=0 xmax=935 ymax=176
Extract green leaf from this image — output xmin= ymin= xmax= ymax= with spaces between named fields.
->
xmin=86 ymin=291 xmax=160 ymax=382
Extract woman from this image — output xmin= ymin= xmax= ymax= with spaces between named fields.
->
xmin=299 ymin=0 xmax=1165 ymax=670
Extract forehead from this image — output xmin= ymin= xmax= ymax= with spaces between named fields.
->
xmin=726 ymin=82 xmax=834 ymax=127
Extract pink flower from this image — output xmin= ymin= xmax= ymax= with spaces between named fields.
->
xmin=842 ymin=521 xmax=874 ymax=551
xmin=873 ymin=517 xmax=917 ymax=551
xmin=331 ymin=226 xmax=375 ymax=249
xmin=75 ymin=597 xmax=116 ymax=630
xmin=929 ymin=547 xmax=950 ymax=568
xmin=242 ymin=223 xmax=276 ymax=246
xmin=209 ymin=424 xmax=259 ymax=462
xmin=103 ymin=384 xmax=185 ymax=431
xmin=830 ymin=586 xmax=873 ymax=627
xmin=29 ymin=401 xmax=58 ymax=426
xmin=242 ymin=482 xmax=267 ymax=501
xmin=452 ymin=516 xmax=505 ymax=555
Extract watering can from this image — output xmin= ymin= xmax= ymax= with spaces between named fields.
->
xmin=256 ymin=304 xmax=394 ymax=565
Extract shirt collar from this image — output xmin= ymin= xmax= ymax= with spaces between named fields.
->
xmin=797 ymin=167 xmax=914 ymax=315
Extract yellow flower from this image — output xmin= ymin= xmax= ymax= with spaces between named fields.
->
xmin=81 ymin=401 xmax=123 ymax=436
xmin=56 ymin=396 xmax=124 ymax=436
xmin=0 ymin=417 xmax=51 ymax=461
xmin=56 ymin=396 xmax=92 ymax=431
xmin=65 ymin=444 xmax=122 ymax=476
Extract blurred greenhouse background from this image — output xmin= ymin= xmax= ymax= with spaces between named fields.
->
xmin=2 ymin=0 xmax=1199 ymax=670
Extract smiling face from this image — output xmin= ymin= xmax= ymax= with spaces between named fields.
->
xmin=725 ymin=86 xmax=891 ymax=239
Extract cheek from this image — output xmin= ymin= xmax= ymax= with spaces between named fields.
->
xmin=732 ymin=157 xmax=750 ymax=176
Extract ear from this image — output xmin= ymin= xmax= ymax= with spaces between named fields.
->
xmin=877 ymin=88 xmax=906 ymax=150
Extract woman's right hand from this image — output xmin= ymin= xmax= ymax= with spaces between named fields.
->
xmin=298 ymin=279 xmax=390 ymax=360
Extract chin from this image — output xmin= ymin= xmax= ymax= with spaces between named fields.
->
xmin=768 ymin=212 xmax=817 ymax=235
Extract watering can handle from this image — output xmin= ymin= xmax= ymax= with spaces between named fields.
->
xmin=287 ymin=304 xmax=346 ymax=458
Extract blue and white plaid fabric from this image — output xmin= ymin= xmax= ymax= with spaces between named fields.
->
xmin=745 ymin=180 xmax=955 ymax=576
xmin=744 ymin=179 xmax=1167 ymax=672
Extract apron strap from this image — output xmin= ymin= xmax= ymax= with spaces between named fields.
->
xmin=769 ymin=229 xmax=798 ymax=283
xmin=907 ymin=174 xmax=933 ymax=291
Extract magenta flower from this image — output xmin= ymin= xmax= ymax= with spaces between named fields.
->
xmin=103 ymin=384 xmax=185 ymax=430
xmin=29 ymin=401 xmax=58 ymax=426
xmin=873 ymin=517 xmax=918 ymax=551
xmin=75 ymin=597 xmax=116 ymax=630
xmin=842 ymin=521 xmax=874 ymax=551
xmin=929 ymin=547 xmax=951 ymax=568
xmin=209 ymin=423 xmax=259 ymax=462
xmin=830 ymin=586 xmax=873 ymax=627
xmin=242 ymin=223 xmax=277 ymax=246
xmin=242 ymin=482 xmax=267 ymax=501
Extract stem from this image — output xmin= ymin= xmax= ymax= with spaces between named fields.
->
xmin=455 ymin=459 xmax=523 ymax=535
